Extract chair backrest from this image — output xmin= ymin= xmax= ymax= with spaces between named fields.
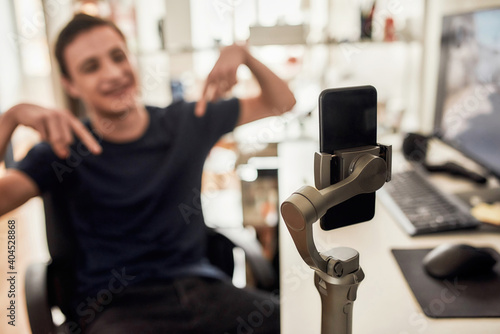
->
xmin=42 ymin=190 xmax=78 ymax=320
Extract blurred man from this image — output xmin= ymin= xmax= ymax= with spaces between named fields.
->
xmin=0 ymin=13 xmax=295 ymax=333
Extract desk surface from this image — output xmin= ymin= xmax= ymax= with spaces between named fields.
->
xmin=278 ymin=139 xmax=500 ymax=334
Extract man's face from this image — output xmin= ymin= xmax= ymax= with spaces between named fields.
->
xmin=63 ymin=26 xmax=139 ymax=117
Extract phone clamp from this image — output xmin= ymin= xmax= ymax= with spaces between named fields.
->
xmin=281 ymin=144 xmax=391 ymax=334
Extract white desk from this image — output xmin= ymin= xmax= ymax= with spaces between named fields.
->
xmin=278 ymin=139 xmax=500 ymax=334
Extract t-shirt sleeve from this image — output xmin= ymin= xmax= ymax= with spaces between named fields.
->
xmin=198 ymin=98 xmax=240 ymax=143
xmin=13 ymin=142 xmax=66 ymax=194
xmin=171 ymin=98 xmax=240 ymax=150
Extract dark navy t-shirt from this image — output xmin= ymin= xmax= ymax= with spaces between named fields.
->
xmin=14 ymin=99 xmax=240 ymax=303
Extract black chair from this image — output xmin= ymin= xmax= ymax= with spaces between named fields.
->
xmin=25 ymin=190 xmax=276 ymax=334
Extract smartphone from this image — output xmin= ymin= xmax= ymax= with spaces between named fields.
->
xmin=319 ymin=86 xmax=377 ymax=230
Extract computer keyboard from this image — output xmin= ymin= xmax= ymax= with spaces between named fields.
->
xmin=379 ymin=168 xmax=481 ymax=236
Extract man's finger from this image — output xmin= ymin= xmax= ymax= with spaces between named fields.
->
xmin=46 ymin=115 xmax=72 ymax=158
xmin=195 ymin=83 xmax=217 ymax=117
xmin=34 ymin=122 xmax=49 ymax=143
xmin=205 ymin=82 xmax=217 ymax=101
xmin=195 ymin=98 xmax=207 ymax=117
xmin=69 ymin=117 xmax=102 ymax=155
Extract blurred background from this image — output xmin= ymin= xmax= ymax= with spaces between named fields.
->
xmin=0 ymin=1 xmax=427 ymax=332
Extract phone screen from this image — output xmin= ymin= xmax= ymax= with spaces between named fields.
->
xmin=319 ymin=86 xmax=377 ymax=230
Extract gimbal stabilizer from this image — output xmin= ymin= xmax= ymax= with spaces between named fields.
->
xmin=281 ymin=144 xmax=392 ymax=334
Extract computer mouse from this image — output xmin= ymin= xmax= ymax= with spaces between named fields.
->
xmin=422 ymin=243 xmax=497 ymax=279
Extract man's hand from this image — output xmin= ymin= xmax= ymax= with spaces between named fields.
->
xmin=5 ymin=104 xmax=102 ymax=159
xmin=195 ymin=44 xmax=248 ymax=117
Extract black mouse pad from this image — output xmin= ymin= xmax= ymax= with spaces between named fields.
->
xmin=392 ymin=248 xmax=500 ymax=318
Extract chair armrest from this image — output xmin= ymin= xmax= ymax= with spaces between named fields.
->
xmin=25 ymin=262 xmax=56 ymax=334
xmin=215 ymin=228 xmax=276 ymax=289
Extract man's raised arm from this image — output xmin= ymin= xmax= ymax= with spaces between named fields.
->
xmin=195 ymin=44 xmax=296 ymax=125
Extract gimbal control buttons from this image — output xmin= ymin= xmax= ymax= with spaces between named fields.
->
xmin=347 ymin=286 xmax=358 ymax=301
xmin=343 ymin=302 xmax=353 ymax=314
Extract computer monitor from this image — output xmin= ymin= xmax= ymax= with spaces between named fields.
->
xmin=433 ymin=6 xmax=500 ymax=179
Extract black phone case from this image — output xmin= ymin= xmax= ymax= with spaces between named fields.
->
xmin=318 ymin=86 xmax=377 ymax=230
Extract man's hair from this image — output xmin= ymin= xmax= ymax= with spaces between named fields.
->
xmin=55 ymin=13 xmax=126 ymax=79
